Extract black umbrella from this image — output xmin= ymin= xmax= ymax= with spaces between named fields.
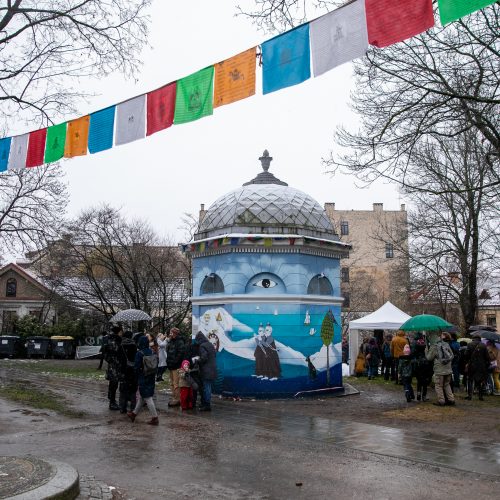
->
xmin=476 ymin=330 xmax=500 ymax=343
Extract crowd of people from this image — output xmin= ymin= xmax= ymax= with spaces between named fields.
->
xmin=100 ymin=326 xmax=217 ymax=425
xmin=354 ymin=330 xmax=500 ymax=405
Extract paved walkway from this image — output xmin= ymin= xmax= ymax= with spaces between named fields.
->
xmin=213 ymin=400 xmax=500 ymax=477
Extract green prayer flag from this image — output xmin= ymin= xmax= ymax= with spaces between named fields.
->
xmin=44 ymin=122 xmax=67 ymax=163
xmin=174 ymin=66 xmax=214 ymax=125
xmin=438 ymin=0 xmax=496 ymax=25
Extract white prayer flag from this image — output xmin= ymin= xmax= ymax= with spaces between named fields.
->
xmin=310 ymin=0 xmax=369 ymax=77
xmin=115 ymin=94 xmax=146 ymax=146
xmin=8 ymin=133 xmax=29 ymax=170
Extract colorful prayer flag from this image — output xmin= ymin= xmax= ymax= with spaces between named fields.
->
xmin=174 ymin=67 xmax=214 ymax=125
xmin=65 ymin=115 xmax=90 ymax=158
xmin=222 ymin=237 xmax=230 ymax=246
xmin=0 ymin=137 xmax=11 ymax=172
xmin=438 ymin=0 xmax=496 ymax=25
xmin=214 ymin=48 xmax=256 ymax=108
xmin=289 ymin=237 xmax=296 ymax=246
xmin=310 ymin=0 xmax=368 ymax=77
xmin=89 ymin=106 xmax=115 ymax=154
xmin=8 ymin=134 xmax=29 ymax=170
xmin=147 ymin=83 xmax=176 ymax=136
xmin=262 ymin=23 xmax=311 ymax=94
xmin=115 ymin=95 xmax=146 ymax=146
xmin=26 ymin=129 xmax=47 ymax=168
xmin=230 ymin=237 xmax=239 ymax=246
xmin=264 ymin=238 xmax=272 ymax=247
xmin=44 ymin=123 xmax=67 ymax=163
xmin=366 ymin=0 xmax=434 ymax=48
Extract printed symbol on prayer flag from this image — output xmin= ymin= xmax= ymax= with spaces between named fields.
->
xmin=333 ymin=25 xmax=344 ymax=42
xmin=52 ymin=138 xmax=59 ymax=149
xmin=128 ymin=115 xmax=134 ymax=123
xmin=280 ymin=48 xmax=292 ymax=65
xmin=188 ymin=88 xmax=201 ymax=112
xmin=75 ymin=132 xmax=80 ymax=138
xmin=229 ymin=69 xmax=244 ymax=81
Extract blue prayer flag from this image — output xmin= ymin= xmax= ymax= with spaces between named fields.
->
xmin=88 ymin=106 xmax=115 ymax=154
xmin=0 ymin=137 xmax=12 ymax=172
xmin=230 ymin=237 xmax=239 ymax=246
xmin=262 ymin=23 xmax=311 ymax=94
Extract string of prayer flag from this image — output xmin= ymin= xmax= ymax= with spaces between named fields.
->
xmin=147 ymin=83 xmax=176 ymax=136
xmin=365 ymin=0 xmax=434 ymax=48
xmin=44 ymin=123 xmax=67 ymax=163
xmin=214 ymin=47 xmax=256 ymax=108
xmin=26 ymin=129 xmax=47 ymax=168
xmin=174 ymin=66 xmax=214 ymax=125
xmin=310 ymin=0 xmax=368 ymax=77
xmin=88 ymin=106 xmax=116 ymax=154
xmin=262 ymin=24 xmax=311 ymax=94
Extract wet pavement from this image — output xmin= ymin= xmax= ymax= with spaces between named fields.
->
xmin=1 ymin=366 xmax=500 ymax=499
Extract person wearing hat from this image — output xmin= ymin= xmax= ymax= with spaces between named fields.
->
xmin=464 ymin=333 xmax=491 ymax=401
xmin=426 ymin=332 xmax=455 ymax=406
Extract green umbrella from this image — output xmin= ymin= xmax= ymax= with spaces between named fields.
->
xmin=400 ymin=314 xmax=452 ymax=332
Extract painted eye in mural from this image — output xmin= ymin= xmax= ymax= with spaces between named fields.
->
xmin=253 ymin=278 xmax=277 ymax=289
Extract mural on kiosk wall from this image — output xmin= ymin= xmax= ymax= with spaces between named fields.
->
xmin=192 ymin=252 xmax=343 ymax=397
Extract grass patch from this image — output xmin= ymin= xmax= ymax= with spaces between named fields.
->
xmin=3 ymin=360 xmax=105 ymax=380
xmin=0 ymin=381 xmax=85 ymax=418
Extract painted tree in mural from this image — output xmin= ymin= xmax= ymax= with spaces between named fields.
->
xmin=320 ymin=309 xmax=335 ymax=385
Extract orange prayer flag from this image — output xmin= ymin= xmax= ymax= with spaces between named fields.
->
xmin=64 ymin=115 xmax=90 ymax=158
xmin=214 ymin=47 xmax=256 ymax=108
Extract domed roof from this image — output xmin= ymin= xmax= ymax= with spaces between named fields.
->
xmin=196 ymin=151 xmax=337 ymax=241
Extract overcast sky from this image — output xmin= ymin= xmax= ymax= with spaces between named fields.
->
xmin=39 ymin=1 xmax=402 ymax=243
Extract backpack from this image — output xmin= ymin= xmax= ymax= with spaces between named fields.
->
xmin=437 ymin=342 xmax=454 ymax=365
xmin=142 ymin=352 xmax=158 ymax=376
xmin=383 ymin=342 xmax=391 ymax=358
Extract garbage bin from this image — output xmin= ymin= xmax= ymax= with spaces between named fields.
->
xmin=50 ymin=336 xmax=75 ymax=359
xmin=26 ymin=336 xmax=51 ymax=359
xmin=0 ymin=335 xmax=25 ymax=358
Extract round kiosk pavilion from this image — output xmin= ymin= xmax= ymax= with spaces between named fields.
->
xmin=183 ymin=151 xmax=350 ymax=398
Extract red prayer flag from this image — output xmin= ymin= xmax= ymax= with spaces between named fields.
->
xmin=366 ymin=0 xmax=434 ymax=48
xmin=147 ymin=83 xmax=176 ymax=136
xmin=26 ymin=128 xmax=47 ymax=167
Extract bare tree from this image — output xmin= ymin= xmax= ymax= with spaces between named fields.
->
xmin=0 ymin=0 xmax=151 ymax=128
xmin=39 ymin=205 xmax=190 ymax=330
xmin=0 ymin=164 xmax=68 ymax=253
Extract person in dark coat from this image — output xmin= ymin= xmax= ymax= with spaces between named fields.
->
xmin=195 ymin=331 xmax=217 ymax=411
xmin=102 ymin=325 xmax=126 ymax=410
xmin=449 ymin=333 xmax=461 ymax=389
xmin=412 ymin=332 xmax=432 ymax=402
xmin=128 ymin=335 xmax=158 ymax=425
xmin=118 ymin=331 xmax=138 ymax=414
xmin=399 ymin=344 xmax=415 ymax=402
xmin=166 ymin=327 xmax=186 ymax=407
xmin=366 ymin=337 xmax=380 ymax=380
xmin=186 ymin=339 xmax=202 ymax=407
xmin=464 ymin=334 xmax=491 ymax=401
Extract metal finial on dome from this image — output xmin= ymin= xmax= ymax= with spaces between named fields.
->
xmin=259 ymin=150 xmax=273 ymax=172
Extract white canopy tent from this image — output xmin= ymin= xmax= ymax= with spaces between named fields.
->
xmin=348 ymin=301 xmax=411 ymax=374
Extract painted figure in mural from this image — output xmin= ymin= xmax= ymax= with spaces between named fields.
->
xmin=254 ymin=323 xmax=281 ymax=379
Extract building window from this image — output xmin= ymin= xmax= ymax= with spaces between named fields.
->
xmin=385 ymin=243 xmax=394 ymax=259
xmin=343 ymin=292 xmax=350 ymax=308
xmin=341 ymin=267 xmax=350 ymax=283
xmin=2 ymin=310 xmax=17 ymax=333
xmin=486 ymin=315 xmax=497 ymax=328
xmin=307 ymin=274 xmax=333 ymax=295
xmin=200 ymin=274 xmax=224 ymax=294
xmin=340 ymin=221 xmax=349 ymax=236
xmin=6 ymin=278 xmax=17 ymax=297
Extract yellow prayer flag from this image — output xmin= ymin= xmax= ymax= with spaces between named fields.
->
xmin=264 ymin=238 xmax=272 ymax=247
xmin=214 ymin=48 xmax=256 ymax=108
xmin=64 ymin=115 xmax=90 ymax=158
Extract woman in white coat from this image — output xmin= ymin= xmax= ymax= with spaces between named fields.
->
xmin=156 ymin=332 xmax=168 ymax=382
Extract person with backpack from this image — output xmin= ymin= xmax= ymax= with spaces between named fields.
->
xmin=425 ymin=331 xmax=455 ymax=406
xmin=102 ymin=325 xmax=126 ymax=411
xmin=464 ymin=333 xmax=491 ymax=401
xmin=127 ymin=335 xmax=159 ymax=425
